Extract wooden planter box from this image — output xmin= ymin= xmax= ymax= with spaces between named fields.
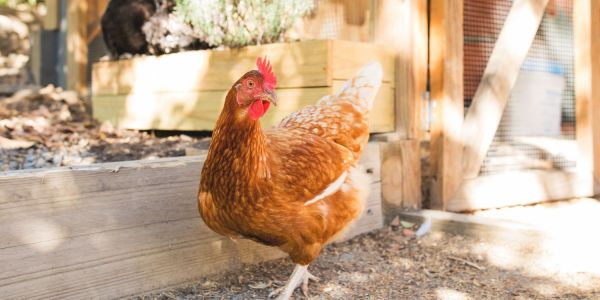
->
xmin=0 ymin=144 xmax=383 ymax=299
xmin=92 ymin=40 xmax=396 ymax=132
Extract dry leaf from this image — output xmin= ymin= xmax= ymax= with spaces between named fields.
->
xmin=0 ymin=136 xmax=34 ymax=150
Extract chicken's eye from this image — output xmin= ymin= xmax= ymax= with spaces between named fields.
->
xmin=247 ymin=80 xmax=255 ymax=88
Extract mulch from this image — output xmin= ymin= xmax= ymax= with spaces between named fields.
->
xmin=130 ymin=223 xmax=600 ymax=300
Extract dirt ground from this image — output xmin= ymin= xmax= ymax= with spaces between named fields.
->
xmin=130 ymin=222 xmax=600 ymax=300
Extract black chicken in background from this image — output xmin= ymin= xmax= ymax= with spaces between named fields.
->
xmin=101 ymin=0 xmax=208 ymax=59
xmin=101 ymin=0 xmax=156 ymax=58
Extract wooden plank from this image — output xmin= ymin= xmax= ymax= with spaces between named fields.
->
xmin=330 ymin=40 xmax=396 ymax=85
xmin=29 ymin=28 xmax=41 ymax=84
xmin=373 ymin=0 xmax=428 ymax=139
xmin=0 ymin=146 xmax=382 ymax=299
xmin=593 ymin=0 xmax=600 ymax=192
xmin=343 ymin=143 xmax=384 ymax=239
xmin=380 ymin=140 xmax=422 ymax=222
xmin=579 ymin=0 xmax=600 ymax=192
xmin=92 ymin=40 xmax=331 ymax=95
xmin=574 ymin=0 xmax=593 ymax=176
xmin=460 ymin=0 xmax=549 ymax=179
xmin=408 ymin=0 xmax=428 ymax=139
xmin=428 ymin=0 xmax=464 ymax=210
xmin=93 ymin=87 xmax=330 ymax=131
xmin=42 ymin=0 xmax=59 ymax=30
xmin=66 ymin=0 xmax=89 ymax=95
xmin=92 ymin=40 xmax=395 ymax=96
xmin=93 ymin=83 xmax=395 ymax=133
xmin=447 ymin=170 xmax=595 ymax=212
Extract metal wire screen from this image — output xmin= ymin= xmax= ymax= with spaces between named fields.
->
xmin=464 ymin=0 xmax=577 ymax=175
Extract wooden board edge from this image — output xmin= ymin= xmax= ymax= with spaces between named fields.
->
xmin=447 ymin=170 xmax=595 ymax=212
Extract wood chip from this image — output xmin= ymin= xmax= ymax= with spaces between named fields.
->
xmin=249 ymin=280 xmax=272 ymax=289
xmin=448 ymin=256 xmax=486 ymax=271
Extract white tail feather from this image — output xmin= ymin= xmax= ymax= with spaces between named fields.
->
xmin=334 ymin=61 xmax=383 ymax=111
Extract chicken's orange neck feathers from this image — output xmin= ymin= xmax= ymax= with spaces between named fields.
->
xmin=202 ymin=88 xmax=270 ymax=203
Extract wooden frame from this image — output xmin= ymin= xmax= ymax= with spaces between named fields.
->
xmin=430 ymin=0 xmax=599 ymax=211
xmin=0 ymin=144 xmax=383 ymax=299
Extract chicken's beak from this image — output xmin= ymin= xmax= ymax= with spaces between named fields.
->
xmin=261 ymin=89 xmax=277 ymax=106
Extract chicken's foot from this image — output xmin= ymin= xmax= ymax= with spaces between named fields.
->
xmin=268 ymin=264 xmax=319 ymax=300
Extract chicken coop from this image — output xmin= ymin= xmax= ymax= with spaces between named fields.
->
xmin=0 ymin=0 xmax=599 ymax=299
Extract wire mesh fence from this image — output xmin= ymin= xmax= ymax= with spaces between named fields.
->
xmin=463 ymin=0 xmax=577 ymax=175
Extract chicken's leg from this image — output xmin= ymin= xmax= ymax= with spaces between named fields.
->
xmin=269 ymin=264 xmax=319 ymax=300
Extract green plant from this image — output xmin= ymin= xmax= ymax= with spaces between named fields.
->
xmin=175 ymin=0 xmax=314 ymax=48
xmin=0 ymin=0 xmax=42 ymax=7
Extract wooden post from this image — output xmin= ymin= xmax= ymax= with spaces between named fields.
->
xmin=43 ymin=0 xmax=60 ymax=30
xmin=428 ymin=0 xmax=464 ymax=210
xmin=87 ymin=0 xmax=110 ymax=44
xmin=373 ymin=0 xmax=428 ymax=139
xmin=593 ymin=0 xmax=600 ymax=192
xmin=575 ymin=0 xmax=600 ymax=193
xmin=372 ymin=0 xmax=427 ymax=211
xmin=380 ymin=140 xmax=422 ymax=221
xmin=66 ymin=0 xmax=89 ymax=95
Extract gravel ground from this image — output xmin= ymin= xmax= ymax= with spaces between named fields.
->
xmin=131 ymin=224 xmax=600 ymax=300
xmin=0 ymin=86 xmax=209 ymax=171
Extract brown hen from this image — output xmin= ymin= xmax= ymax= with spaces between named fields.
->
xmin=198 ymin=58 xmax=382 ymax=300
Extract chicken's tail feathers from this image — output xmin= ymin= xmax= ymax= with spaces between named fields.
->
xmin=333 ymin=61 xmax=383 ymax=111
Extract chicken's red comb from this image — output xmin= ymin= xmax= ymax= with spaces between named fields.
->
xmin=256 ymin=56 xmax=277 ymax=90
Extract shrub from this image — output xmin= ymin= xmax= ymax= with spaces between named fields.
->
xmin=174 ymin=0 xmax=314 ymax=48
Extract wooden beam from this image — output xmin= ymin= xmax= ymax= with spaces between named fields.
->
xmin=409 ymin=0 xmax=428 ymax=139
xmin=574 ymin=0 xmax=592 ymax=175
xmin=448 ymin=170 xmax=595 ymax=212
xmin=373 ymin=0 xmax=428 ymax=139
xmin=92 ymin=82 xmax=395 ymax=133
xmin=66 ymin=0 xmax=89 ymax=95
xmin=92 ymin=40 xmax=395 ymax=95
xmin=428 ymin=0 xmax=464 ymax=210
xmin=593 ymin=0 xmax=600 ymax=193
xmin=42 ymin=0 xmax=59 ymax=30
xmin=460 ymin=0 xmax=549 ymax=179
xmin=574 ymin=0 xmax=600 ymax=195
xmin=0 ymin=144 xmax=382 ymax=299
xmin=380 ymin=140 xmax=422 ymax=221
